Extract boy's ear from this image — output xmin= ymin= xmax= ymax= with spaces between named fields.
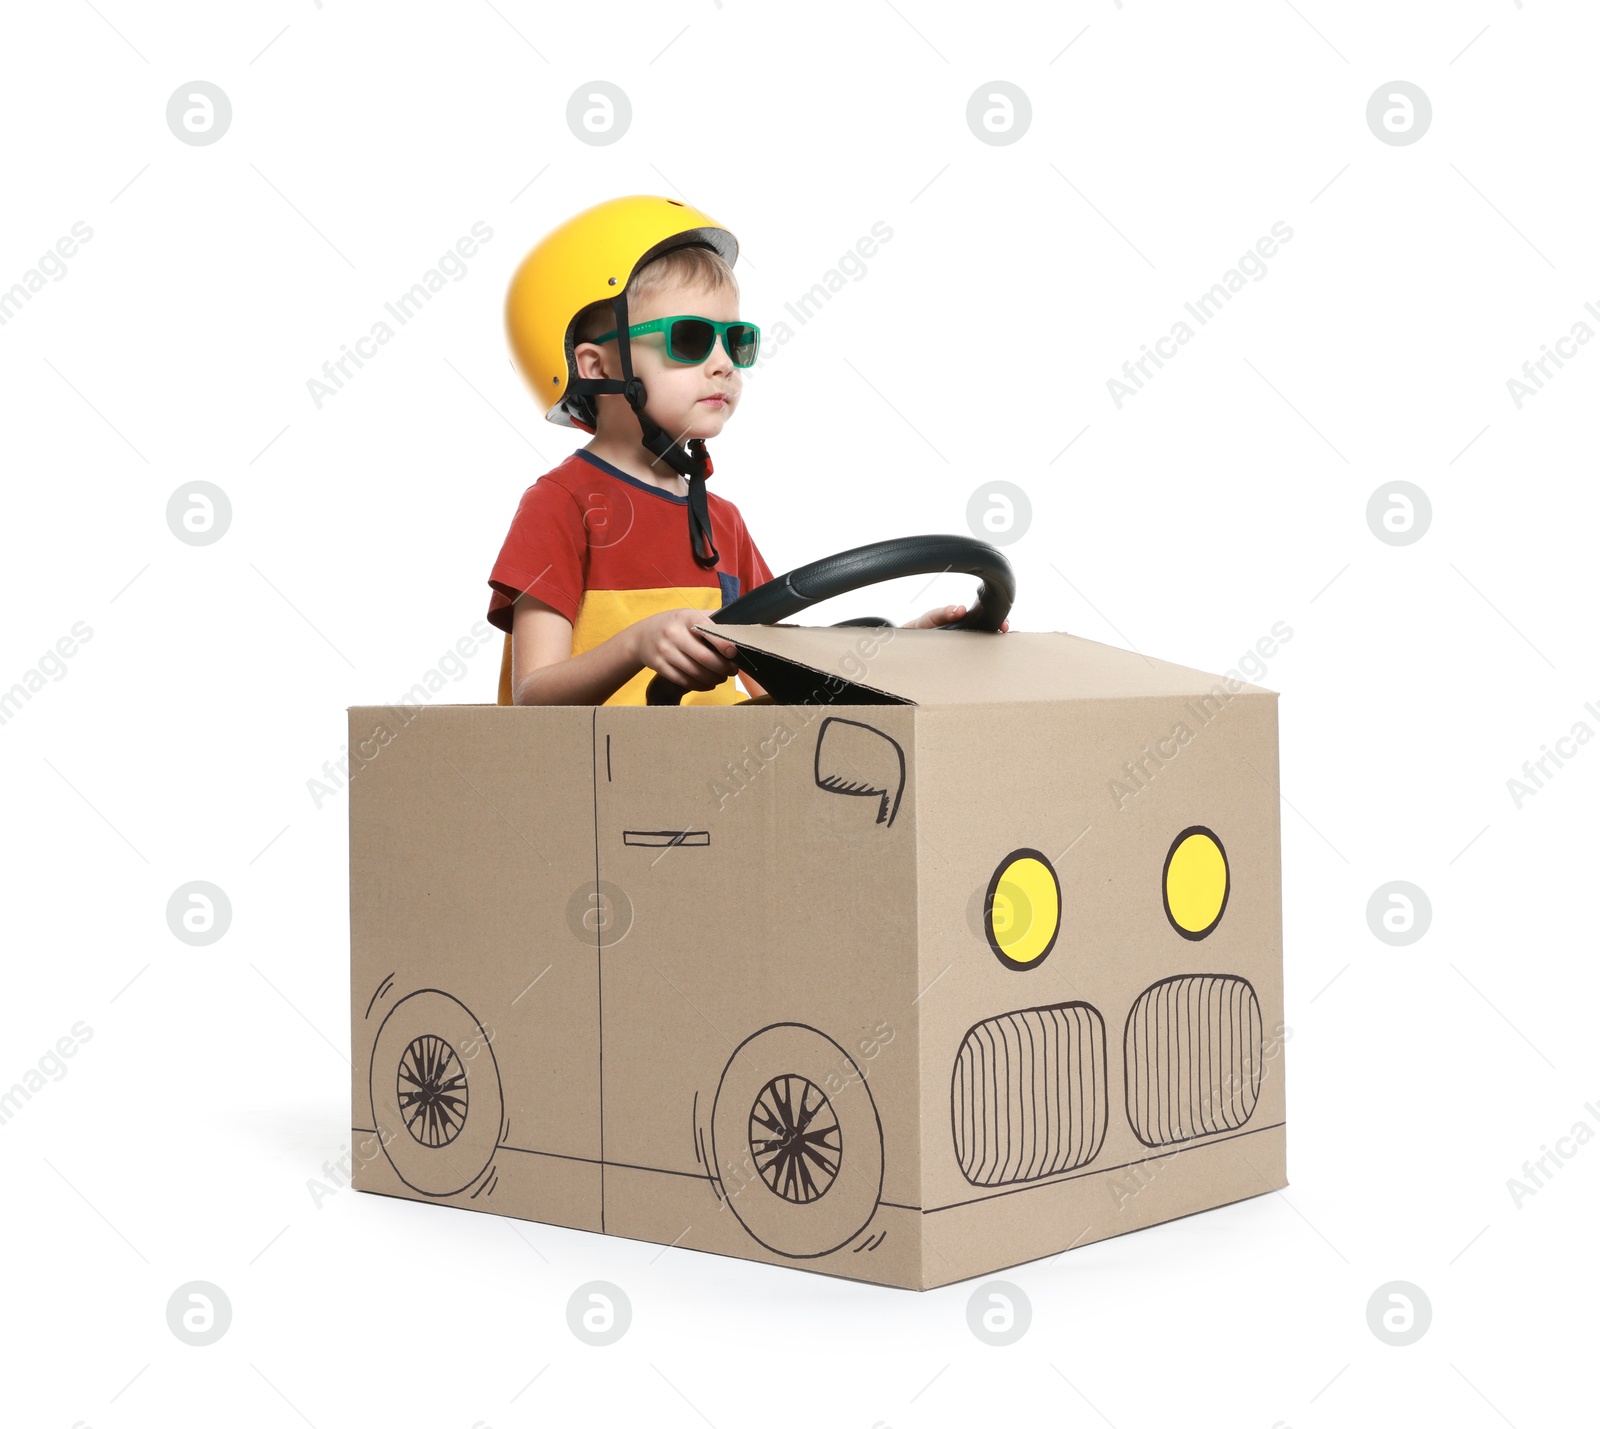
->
xmin=572 ymin=341 xmax=611 ymax=381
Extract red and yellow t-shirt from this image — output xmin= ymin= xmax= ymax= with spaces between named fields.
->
xmin=487 ymin=448 xmax=774 ymax=706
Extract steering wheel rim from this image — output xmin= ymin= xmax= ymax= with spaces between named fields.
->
xmin=645 ymin=533 xmax=1014 ymax=706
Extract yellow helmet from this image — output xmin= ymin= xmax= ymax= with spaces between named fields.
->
xmin=505 ymin=194 xmax=739 ymax=432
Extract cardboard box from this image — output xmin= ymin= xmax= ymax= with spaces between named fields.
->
xmin=349 ymin=624 xmax=1287 ymax=1290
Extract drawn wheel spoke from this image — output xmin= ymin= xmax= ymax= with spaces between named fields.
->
xmin=748 ymin=1074 xmax=841 ymax=1203
xmin=397 ymin=1034 xmax=469 ymax=1148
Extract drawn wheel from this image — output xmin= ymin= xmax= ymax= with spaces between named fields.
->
xmin=712 ymin=1024 xmax=883 ymax=1258
xmin=370 ymin=990 xmax=503 ymax=1197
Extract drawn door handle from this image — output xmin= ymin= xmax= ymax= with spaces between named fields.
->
xmin=622 ymin=830 xmax=710 ymax=848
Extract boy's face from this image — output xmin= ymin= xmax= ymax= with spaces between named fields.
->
xmin=576 ymin=278 xmax=742 ymax=442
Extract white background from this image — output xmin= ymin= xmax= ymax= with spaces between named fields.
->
xmin=2 ymin=1 xmax=1596 ymax=1425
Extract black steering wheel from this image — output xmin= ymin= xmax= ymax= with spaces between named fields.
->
xmin=645 ymin=533 xmax=1015 ymax=706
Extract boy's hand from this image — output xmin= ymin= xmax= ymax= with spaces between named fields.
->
xmin=902 ymin=603 xmax=1010 ymax=632
xmin=629 ymin=608 xmax=742 ymax=691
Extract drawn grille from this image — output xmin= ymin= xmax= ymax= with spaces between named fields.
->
xmin=951 ymin=1003 xmax=1107 ymax=1186
xmin=1124 ymin=974 xmax=1262 ymax=1147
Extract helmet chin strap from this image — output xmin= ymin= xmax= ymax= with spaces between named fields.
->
xmin=570 ymin=292 xmax=720 ymax=569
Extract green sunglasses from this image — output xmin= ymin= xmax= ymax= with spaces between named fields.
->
xmin=592 ymin=315 xmax=761 ymax=368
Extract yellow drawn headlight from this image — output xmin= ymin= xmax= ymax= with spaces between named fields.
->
xmin=985 ymin=849 xmax=1060 ymax=970
xmin=1163 ymin=826 xmax=1229 ymax=940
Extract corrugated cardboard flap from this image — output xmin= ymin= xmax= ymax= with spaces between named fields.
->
xmin=697 ymin=623 xmax=1276 ymax=706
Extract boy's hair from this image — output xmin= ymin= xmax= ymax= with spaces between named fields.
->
xmin=572 ymin=243 xmax=738 ymax=345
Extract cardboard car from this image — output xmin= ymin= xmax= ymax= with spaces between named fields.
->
xmin=347 ymin=544 xmax=1286 ymax=1291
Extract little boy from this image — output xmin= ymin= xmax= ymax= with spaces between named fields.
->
xmin=489 ymin=195 xmax=981 ymax=707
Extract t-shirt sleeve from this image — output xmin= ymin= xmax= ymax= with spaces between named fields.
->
xmin=486 ymin=476 xmax=588 ymax=634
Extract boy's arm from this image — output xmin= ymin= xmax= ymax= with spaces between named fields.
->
xmin=510 ymin=593 xmax=640 ymax=706
xmin=510 ymin=593 xmax=744 ymax=705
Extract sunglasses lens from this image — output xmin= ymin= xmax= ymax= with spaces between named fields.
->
xmin=727 ymin=324 xmax=760 ymax=367
xmin=668 ymin=319 xmax=715 ymax=363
